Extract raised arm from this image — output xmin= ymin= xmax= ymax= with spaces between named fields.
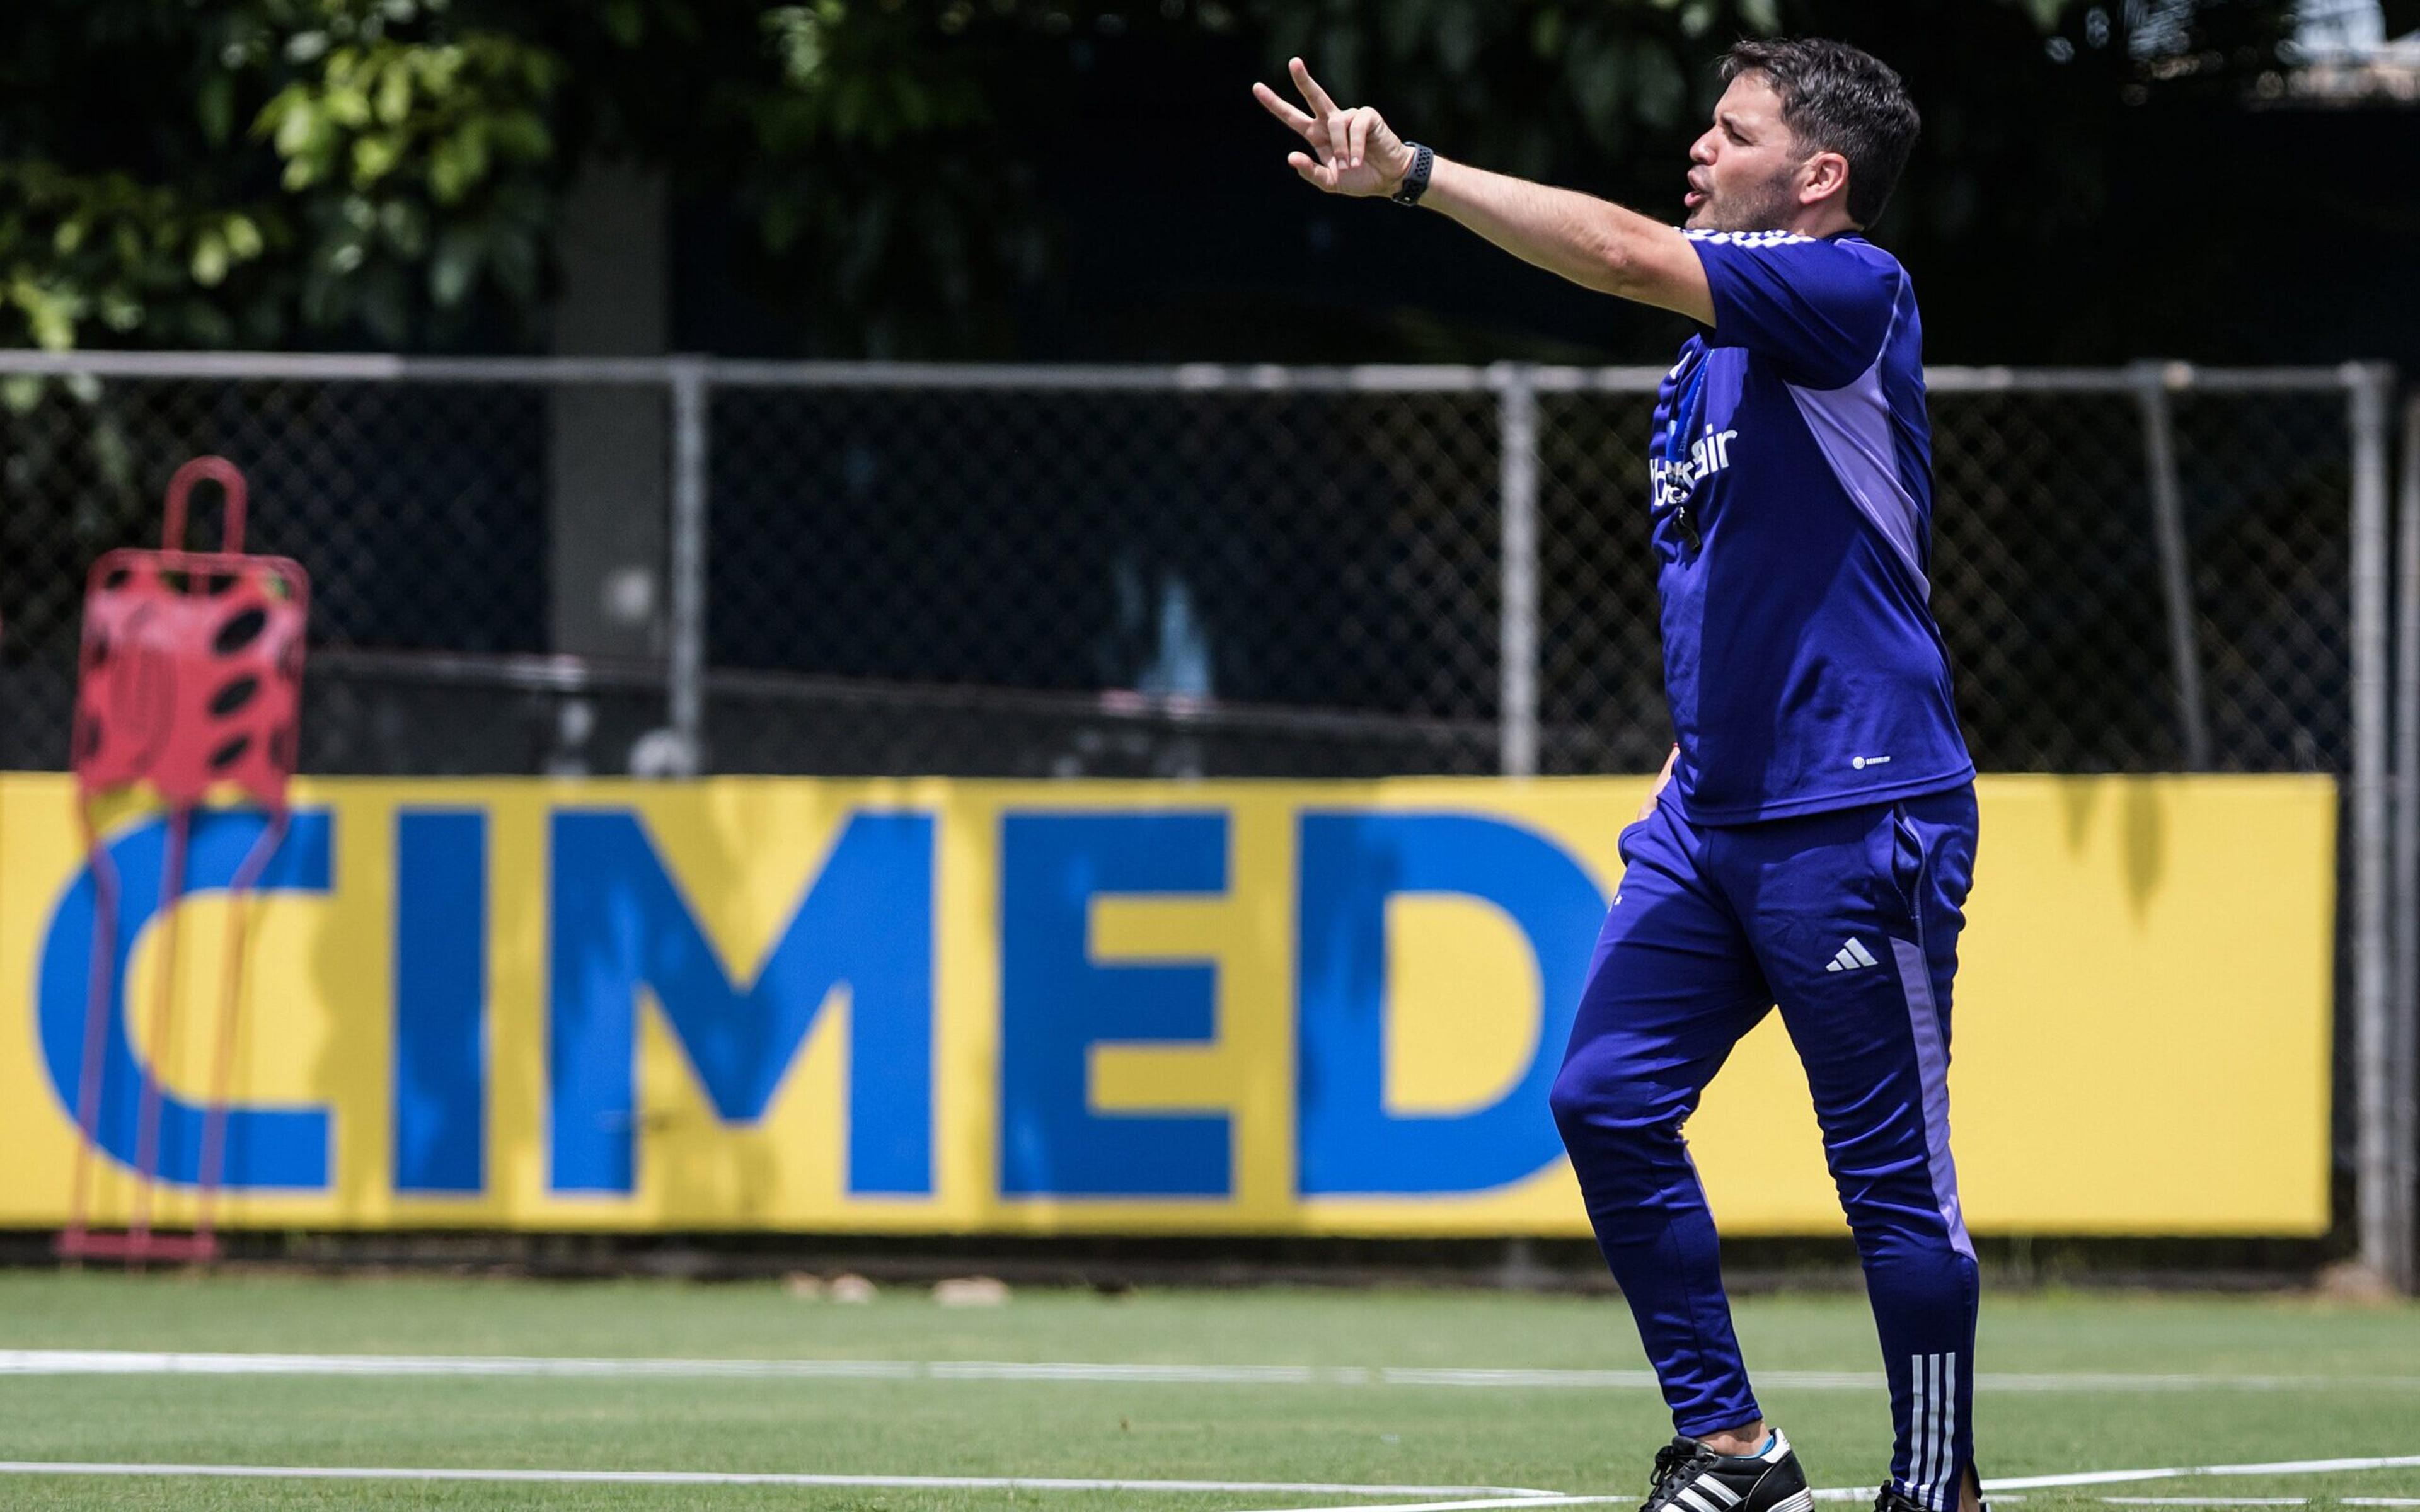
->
xmin=1253 ymin=59 xmax=1713 ymax=325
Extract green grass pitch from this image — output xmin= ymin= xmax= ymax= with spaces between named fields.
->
xmin=0 ymin=1271 xmax=2412 ymax=1511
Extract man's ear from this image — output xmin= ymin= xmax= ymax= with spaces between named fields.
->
xmin=1799 ymin=150 xmax=1851 ymax=207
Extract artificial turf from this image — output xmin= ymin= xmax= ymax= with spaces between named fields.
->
xmin=0 ymin=1271 xmax=2411 ymax=1511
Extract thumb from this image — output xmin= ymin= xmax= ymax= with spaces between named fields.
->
xmin=1287 ymin=151 xmax=1337 ymax=190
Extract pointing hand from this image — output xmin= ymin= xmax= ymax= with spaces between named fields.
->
xmin=1251 ymin=58 xmax=1415 ymax=198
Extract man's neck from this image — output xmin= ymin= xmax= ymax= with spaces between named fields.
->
xmin=1783 ymin=205 xmax=1860 ymax=239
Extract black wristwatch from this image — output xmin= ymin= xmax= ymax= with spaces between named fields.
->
xmin=1391 ymin=142 xmax=1435 ymax=206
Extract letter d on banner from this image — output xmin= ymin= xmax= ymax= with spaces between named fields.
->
xmin=1296 ymin=813 xmax=1603 ymax=1195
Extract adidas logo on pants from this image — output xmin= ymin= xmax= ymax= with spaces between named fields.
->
xmin=1827 ymin=937 xmax=1881 ymax=973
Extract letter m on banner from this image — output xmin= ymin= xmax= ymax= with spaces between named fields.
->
xmin=548 ymin=810 xmax=935 ymax=1196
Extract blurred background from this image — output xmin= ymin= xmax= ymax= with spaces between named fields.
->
xmin=3 ymin=6 xmax=2420 ymax=1508
xmin=3 ymin=0 xmax=2415 ymax=365
xmin=0 ymin=0 xmax=2416 ymax=1285
xmin=3 ymin=0 xmax=2416 ymax=782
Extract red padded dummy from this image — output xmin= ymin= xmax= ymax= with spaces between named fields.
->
xmin=57 ymin=458 xmax=310 ymax=1268
xmin=71 ymin=457 xmax=308 ymax=811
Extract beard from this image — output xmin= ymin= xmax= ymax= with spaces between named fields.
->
xmin=1683 ymin=172 xmax=1802 ymax=233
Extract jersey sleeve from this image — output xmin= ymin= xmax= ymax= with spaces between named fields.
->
xmin=1685 ymin=232 xmax=1903 ymax=391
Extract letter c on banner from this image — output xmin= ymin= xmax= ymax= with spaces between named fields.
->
xmin=38 ymin=808 xmax=335 ymax=1189
xmin=1295 ymin=812 xmax=1604 ymax=1195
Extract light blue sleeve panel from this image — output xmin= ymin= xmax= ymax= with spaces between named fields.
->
xmin=1685 ymin=230 xmax=1904 ymax=391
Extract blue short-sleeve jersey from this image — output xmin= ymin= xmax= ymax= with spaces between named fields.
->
xmin=1650 ymin=229 xmax=1973 ymax=824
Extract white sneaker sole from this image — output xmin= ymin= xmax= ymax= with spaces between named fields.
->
xmin=1766 ymin=1491 xmax=1816 ymax=1512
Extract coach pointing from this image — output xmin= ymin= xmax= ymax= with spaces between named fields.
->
xmin=1258 ymin=39 xmax=1985 ymax=1512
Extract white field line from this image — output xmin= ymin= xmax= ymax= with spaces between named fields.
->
xmin=1248 ymin=1490 xmax=1626 ymax=1499
xmin=1988 ymin=1456 xmax=2420 ymax=1491
xmin=1969 ymin=1375 xmax=2420 ymax=1395
xmin=3 ymin=1453 xmax=2412 ymax=1509
xmin=1814 ymin=1455 xmax=2420 ymax=1503
xmin=1 ymin=1349 xmax=2414 ymax=1395
xmin=0 ymin=1462 xmax=1565 ymax=1498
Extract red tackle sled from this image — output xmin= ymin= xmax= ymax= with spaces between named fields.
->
xmin=56 ymin=457 xmax=309 ymax=1266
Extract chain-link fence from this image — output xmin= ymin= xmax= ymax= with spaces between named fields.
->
xmin=0 ymin=363 xmax=568 ymax=776
xmin=0 ymin=355 xmax=2384 ymax=781
xmin=704 ymin=372 xmax=1509 ymax=777
xmin=0 ymin=350 xmax=2409 ymax=1281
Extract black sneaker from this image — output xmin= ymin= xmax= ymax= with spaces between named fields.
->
xmin=1641 ymin=1430 xmax=1814 ymax=1512
xmin=1874 ymin=1465 xmax=1987 ymax=1512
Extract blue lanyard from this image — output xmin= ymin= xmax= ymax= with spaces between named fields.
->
xmin=1659 ymin=348 xmax=1710 ymax=555
xmin=1664 ymin=350 xmax=1708 ymax=472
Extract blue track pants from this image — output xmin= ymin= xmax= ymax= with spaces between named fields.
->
xmin=1548 ymin=786 xmax=1979 ymax=1508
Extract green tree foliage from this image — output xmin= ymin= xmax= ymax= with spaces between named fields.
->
xmin=1260 ymin=0 xmax=1785 ymax=183
xmin=0 ymin=0 xmax=1208 ymax=352
xmin=1785 ymin=0 xmax=2297 ymax=358
xmin=0 ymin=0 xmax=563 ymax=348
xmin=0 ymin=0 xmax=2300 ymax=355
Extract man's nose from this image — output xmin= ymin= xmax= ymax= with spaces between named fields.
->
xmin=1689 ymin=133 xmax=1717 ymax=166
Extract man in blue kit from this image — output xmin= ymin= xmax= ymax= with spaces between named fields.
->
xmin=1257 ymin=37 xmax=1981 ymax=1512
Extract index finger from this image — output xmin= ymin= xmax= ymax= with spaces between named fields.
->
xmin=1252 ymin=79 xmax=1317 ymax=138
xmin=1289 ymin=57 xmax=1340 ymax=118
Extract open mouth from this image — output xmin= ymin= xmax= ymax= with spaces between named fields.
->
xmin=1683 ymin=188 xmax=1708 ymax=210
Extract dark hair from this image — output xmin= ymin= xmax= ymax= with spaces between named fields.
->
xmin=1720 ymin=38 xmax=1919 ymax=228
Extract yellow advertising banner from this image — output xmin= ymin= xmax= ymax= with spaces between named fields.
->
xmin=0 ymin=772 xmax=2334 ymax=1237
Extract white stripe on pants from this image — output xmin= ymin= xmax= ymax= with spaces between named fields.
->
xmin=1908 ymin=1351 xmax=1959 ymax=1509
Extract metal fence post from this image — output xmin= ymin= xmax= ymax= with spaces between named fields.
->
xmin=1495 ymin=362 xmax=1540 ymax=778
xmin=2131 ymin=362 xmax=2212 ymax=771
xmin=2395 ymin=389 xmax=2420 ymax=1294
xmin=663 ymin=355 xmax=710 ymax=778
xmin=2348 ymin=361 xmax=2407 ymax=1291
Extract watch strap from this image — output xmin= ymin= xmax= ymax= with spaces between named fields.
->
xmin=1391 ymin=142 xmax=1436 ymax=206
